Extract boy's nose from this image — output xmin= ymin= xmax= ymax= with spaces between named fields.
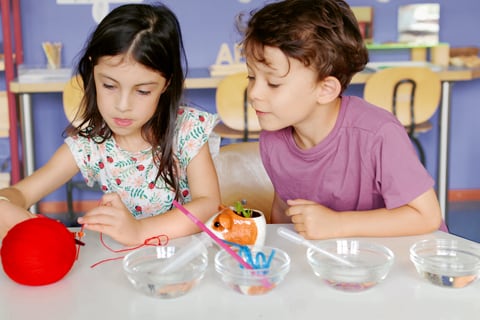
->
xmin=247 ymin=82 xmax=259 ymax=102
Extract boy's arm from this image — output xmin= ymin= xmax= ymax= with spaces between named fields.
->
xmin=271 ymin=192 xmax=291 ymax=224
xmin=287 ymin=188 xmax=442 ymax=239
xmin=341 ymin=187 xmax=443 ymax=237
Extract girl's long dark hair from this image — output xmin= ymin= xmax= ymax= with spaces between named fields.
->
xmin=66 ymin=3 xmax=187 ymax=198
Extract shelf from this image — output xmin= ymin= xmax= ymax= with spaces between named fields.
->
xmin=0 ymin=172 xmax=9 ymax=188
xmin=366 ymin=42 xmax=449 ymax=50
xmin=366 ymin=42 xmax=450 ymax=65
xmin=1 ymin=53 xmax=18 ymax=71
xmin=17 ymin=66 xmax=71 ymax=82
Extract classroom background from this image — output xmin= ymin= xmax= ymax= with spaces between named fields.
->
xmin=0 ymin=0 xmax=479 ymax=238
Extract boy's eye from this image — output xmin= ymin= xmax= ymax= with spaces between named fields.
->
xmin=268 ymin=83 xmax=280 ymax=88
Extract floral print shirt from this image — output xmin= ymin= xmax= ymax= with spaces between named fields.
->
xmin=65 ymin=107 xmax=218 ymax=219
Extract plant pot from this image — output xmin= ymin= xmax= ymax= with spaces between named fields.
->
xmin=206 ymin=205 xmax=266 ymax=247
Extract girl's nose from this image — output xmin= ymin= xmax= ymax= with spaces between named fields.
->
xmin=115 ymin=93 xmax=131 ymax=112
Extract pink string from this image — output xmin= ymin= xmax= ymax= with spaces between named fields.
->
xmin=90 ymin=233 xmax=169 ymax=268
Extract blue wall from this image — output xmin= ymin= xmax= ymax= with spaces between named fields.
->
xmin=3 ymin=0 xmax=480 ymax=205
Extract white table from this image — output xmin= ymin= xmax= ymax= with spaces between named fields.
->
xmin=0 ymin=224 xmax=478 ymax=320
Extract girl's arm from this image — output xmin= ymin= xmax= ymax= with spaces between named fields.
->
xmin=0 ymin=144 xmax=80 ymax=237
xmin=79 ymin=143 xmax=222 ymax=245
xmin=286 ymin=188 xmax=442 ymax=239
xmin=147 ymin=142 xmax=221 ymax=237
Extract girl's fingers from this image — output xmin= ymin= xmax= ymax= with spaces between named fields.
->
xmin=80 ymin=221 xmax=109 ymax=233
xmin=78 ymin=206 xmax=117 ymax=225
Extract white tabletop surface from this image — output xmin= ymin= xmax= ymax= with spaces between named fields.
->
xmin=1 ymin=224 xmax=479 ymax=320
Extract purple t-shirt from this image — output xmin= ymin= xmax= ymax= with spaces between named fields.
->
xmin=260 ymin=95 xmax=434 ymax=211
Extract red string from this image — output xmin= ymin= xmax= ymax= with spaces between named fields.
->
xmin=90 ymin=233 xmax=169 ymax=268
xmin=82 ymin=199 xmax=169 ymax=268
xmin=70 ymin=225 xmax=85 ymax=261
xmin=76 ymin=226 xmax=85 ymax=260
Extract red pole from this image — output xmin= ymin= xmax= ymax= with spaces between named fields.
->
xmin=1 ymin=0 xmax=22 ymax=183
xmin=12 ymin=0 xmax=23 ymax=65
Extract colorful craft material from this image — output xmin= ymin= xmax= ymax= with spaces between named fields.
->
xmin=172 ymin=200 xmax=274 ymax=289
xmin=206 ymin=204 xmax=267 ymax=247
xmin=90 ymin=233 xmax=169 ymax=268
xmin=223 ymin=240 xmax=276 ymax=270
xmin=1 ymin=217 xmax=77 ymax=286
xmin=172 ymin=200 xmax=255 ymax=270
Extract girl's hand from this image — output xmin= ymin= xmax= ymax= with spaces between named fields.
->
xmin=0 ymin=200 xmax=36 ymax=238
xmin=285 ymin=199 xmax=341 ymax=240
xmin=78 ymin=193 xmax=142 ymax=246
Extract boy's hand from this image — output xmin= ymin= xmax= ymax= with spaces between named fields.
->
xmin=78 ymin=192 xmax=141 ymax=246
xmin=285 ymin=199 xmax=341 ymax=240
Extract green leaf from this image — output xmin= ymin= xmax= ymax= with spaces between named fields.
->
xmin=234 ymin=200 xmax=252 ymax=218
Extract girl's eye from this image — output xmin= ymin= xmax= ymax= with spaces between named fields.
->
xmin=103 ymin=83 xmax=115 ymax=90
xmin=247 ymin=75 xmax=255 ymax=81
xmin=268 ymin=83 xmax=280 ymax=88
xmin=137 ymin=90 xmax=151 ymax=96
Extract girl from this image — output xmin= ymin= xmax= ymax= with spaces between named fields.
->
xmin=0 ymin=3 xmax=221 ymax=245
xmin=241 ymin=0 xmax=443 ymax=239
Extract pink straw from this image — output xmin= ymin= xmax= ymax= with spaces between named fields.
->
xmin=172 ymin=201 xmax=273 ymax=288
xmin=172 ymin=200 xmax=254 ymax=270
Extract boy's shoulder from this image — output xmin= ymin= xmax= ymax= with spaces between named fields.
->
xmin=343 ymin=95 xmax=393 ymax=117
xmin=342 ymin=95 xmax=401 ymax=132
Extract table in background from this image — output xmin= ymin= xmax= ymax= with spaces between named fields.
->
xmin=0 ymin=224 xmax=478 ymax=320
xmin=9 ymin=67 xmax=479 ymax=217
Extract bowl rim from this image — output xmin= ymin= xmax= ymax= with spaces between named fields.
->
xmin=122 ymin=244 xmax=208 ymax=273
xmin=409 ymin=238 xmax=480 ymax=271
xmin=305 ymin=238 xmax=395 ymax=267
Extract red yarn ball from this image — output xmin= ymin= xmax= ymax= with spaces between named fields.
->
xmin=1 ymin=217 xmax=77 ymax=286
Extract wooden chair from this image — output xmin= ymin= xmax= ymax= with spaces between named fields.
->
xmin=214 ymin=72 xmax=261 ymax=142
xmin=213 ymin=141 xmax=274 ymax=223
xmin=63 ymin=75 xmax=85 ymax=127
xmin=63 ymin=75 xmax=101 ymax=221
xmin=363 ymin=67 xmax=441 ymax=165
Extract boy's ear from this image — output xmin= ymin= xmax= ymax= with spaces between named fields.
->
xmin=316 ymin=76 xmax=342 ymax=104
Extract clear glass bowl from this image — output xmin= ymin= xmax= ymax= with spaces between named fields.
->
xmin=214 ymin=246 xmax=290 ymax=295
xmin=410 ymin=238 xmax=480 ymax=288
xmin=307 ymin=239 xmax=395 ymax=292
xmin=123 ymin=244 xmax=208 ymax=299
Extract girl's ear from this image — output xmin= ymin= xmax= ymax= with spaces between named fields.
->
xmin=316 ymin=76 xmax=342 ymax=104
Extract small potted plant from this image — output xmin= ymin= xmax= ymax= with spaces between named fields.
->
xmin=206 ymin=200 xmax=267 ymax=247
xmin=232 ymin=200 xmax=263 ymax=219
